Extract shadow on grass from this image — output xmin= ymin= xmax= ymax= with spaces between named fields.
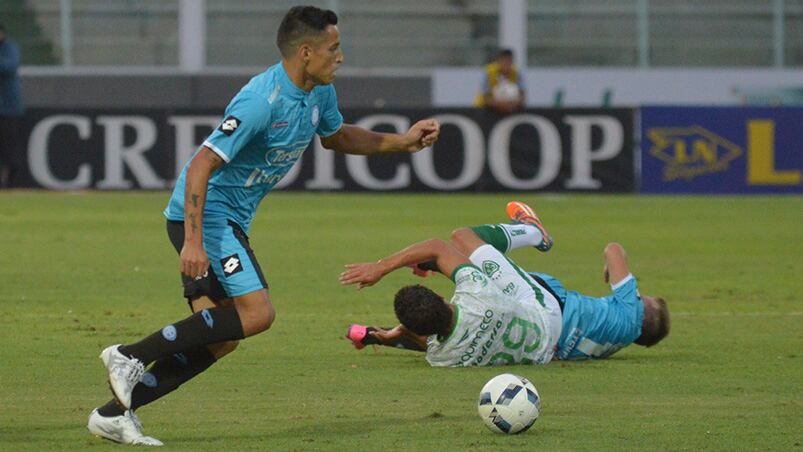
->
xmin=167 ymin=414 xmax=460 ymax=444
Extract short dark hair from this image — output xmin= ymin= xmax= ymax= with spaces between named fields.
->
xmin=635 ymin=297 xmax=670 ymax=347
xmin=394 ymin=285 xmax=452 ymax=337
xmin=498 ymin=48 xmax=514 ymax=59
xmin=276 ymin=6 xmax=338 ymax=58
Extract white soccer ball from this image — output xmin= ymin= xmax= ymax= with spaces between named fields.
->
xmin=492 ymin=79 xmax=521 ymax=102
xmin=477 ymin=373 xmax=540 ymax=434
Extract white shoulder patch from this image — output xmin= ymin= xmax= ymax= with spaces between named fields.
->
xmin=268 ymin=85 xmax=281 ymax=104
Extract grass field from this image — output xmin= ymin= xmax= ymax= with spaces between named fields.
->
xmin=0 ymin=192 xmax=801 ymax=451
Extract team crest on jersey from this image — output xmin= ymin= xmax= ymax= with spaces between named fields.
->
xmin=482 ymin=260 xmax=501 ymax=280
xmin=219 ymin=116 xmax=241 ymax=136
xmin=311 ymin=105 xmax=320 ymax=127
xmin=220 ymin=254 xmax=243 ymax=276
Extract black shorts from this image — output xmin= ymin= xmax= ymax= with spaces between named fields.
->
xmin=166 ymin=219 xmax=268 ymax=303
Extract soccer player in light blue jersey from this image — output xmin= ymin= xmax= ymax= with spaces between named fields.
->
xmin=343 ymin=202 xmax=670 ymax=366
xmin=88 ymin=6 xmax=441 ymax=445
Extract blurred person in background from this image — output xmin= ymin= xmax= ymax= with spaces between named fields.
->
xmin=0 ymin=23 xmax=24 ymax=188
xmin=475 ymin=48 xmax=525 ymax=115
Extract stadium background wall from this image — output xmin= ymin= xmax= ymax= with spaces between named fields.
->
xmin=20 ymin=74 xmax=431 ymax=109
xmin=17 ymin=108 xmax=635 ymax=192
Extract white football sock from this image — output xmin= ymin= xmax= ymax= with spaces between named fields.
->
xmin=498 ymin=223 xmax=543 ymax=251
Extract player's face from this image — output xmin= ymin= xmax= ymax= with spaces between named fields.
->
xmin=306 ymin=25 xmax=343 ymax=85
xmin=499 ymin=55 xmax=514 ymax=76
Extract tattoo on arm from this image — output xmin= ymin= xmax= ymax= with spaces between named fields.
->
xmin=183 ymin=147 xmax=222 ymax=240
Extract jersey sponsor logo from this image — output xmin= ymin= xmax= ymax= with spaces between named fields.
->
xmin=220 ymin=254 xmax=243 ymax=276
xmin=219 ymin=116 xmax=241 ymax=136
xmin=502 ymin=281 xmax=517 ymax=296
xmin=575 ymin=338 xmax=626 ymax=358
xmin=557 ymin=327 xmax=582 ymax=360
xmin=459 ymin=309 xmax=504 ymax=366
xmin=271 ymin=121 xmax=289 ymax=129
xmin=456 ymin=269 xmax=488 ymax=288
xmin=311 ymin=105 xmax=320 ymax=127
xmin=482 ymin=260 xmax=501 ymax=280
xmin=456 ymin=329 xmax=471 ymax=345
xmin=265 ymin=146 xmax=307 ymax=167
xmin=244 ymin=167 xmax=289 ymax=188
xmin=455 ymin=271 xmax=472 ymax=285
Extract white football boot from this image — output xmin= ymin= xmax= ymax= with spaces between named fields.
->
xmin=100 ymin=344 xmax=145 ymax=409
xmin=87 ymin=409 xmax=164 ymax=446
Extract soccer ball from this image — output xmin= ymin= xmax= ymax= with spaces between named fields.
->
xmin=477 ymin=373 xmax=540 ymax=434
xmin=492 ymin=79 xmax=521 ymax=102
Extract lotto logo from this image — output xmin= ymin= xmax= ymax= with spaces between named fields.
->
xmin=220 ymin=254 xmax=243 ymax=276
xmin=219 ymin=116 xmax=241 ymax=136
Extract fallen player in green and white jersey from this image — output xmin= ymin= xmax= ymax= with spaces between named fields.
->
xmin=340 ymin=201 xmax=670 ymax=366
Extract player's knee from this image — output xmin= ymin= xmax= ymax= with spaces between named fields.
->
xmin=450 ymin=228 xmax=477 ymax=252
xmin=249 ymin=299 xmax=276 ymax=334
xmin=237 ymin=292 xmax=276 ymax=336
xmin=262 ymin=301 xmax=276 ymax=330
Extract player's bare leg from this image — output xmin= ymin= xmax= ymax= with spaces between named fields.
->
xmin=232 ymin=289 xmax=276 ymax=337
xmin=449 ymin=227 xmax=487 ymax=256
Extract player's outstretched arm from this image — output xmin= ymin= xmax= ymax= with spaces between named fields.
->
xmin=180 ymin=147 xmax=225 ymax=279
xmin=368 ymin=324 xmax=428 ymax=351
xmin=320 ymin=119 xmax=440 ymax=155
xmin=603 ymin=242 xmax=631 ymax=285
xmin=339 ymin=238 xmax=468 ymax=289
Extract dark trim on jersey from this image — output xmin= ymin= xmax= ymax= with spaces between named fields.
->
xmin=450 ymin=263 xmax=480 ymax=282
xmin=527 ymin=272 xmax=565 ymax=312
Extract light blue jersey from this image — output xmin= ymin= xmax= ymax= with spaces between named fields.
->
xmin=164 ymin=62 xmax=343 ymax=231
xmin=529 ymin=272 xmax=644 ymax=360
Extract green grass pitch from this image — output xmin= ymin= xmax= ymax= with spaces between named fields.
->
xmin=1 ymin=192 xmax=801 ymax=450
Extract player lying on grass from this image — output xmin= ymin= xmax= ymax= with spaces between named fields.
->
xmin=87 ymin=5 xmax=440 ymax=446
xmin=340 ymin=202 xmax=670 ymax=366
